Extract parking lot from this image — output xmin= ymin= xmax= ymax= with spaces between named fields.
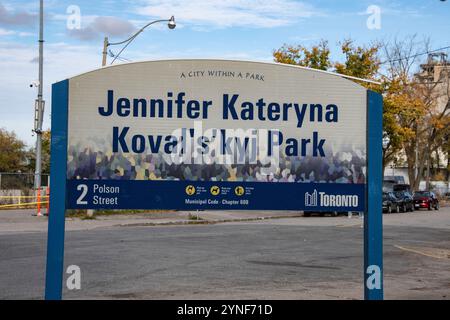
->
xmin=0 ymin=207 xmax=449 ymax=300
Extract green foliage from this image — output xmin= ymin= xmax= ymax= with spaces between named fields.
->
xmin=25 ymin=129 xmax=51 ymax=174
xmin=272 ymin=38 xmax=437 ymax=176
xmin=273 ymin=40 xmax=331 ymax=71
xmin=334 ymin=39 xmax=381 ymax=81
xmin=0 ymin=128 xmax=28 ymax=172
xmin=41 ymin=130 xmax=51 ymax=174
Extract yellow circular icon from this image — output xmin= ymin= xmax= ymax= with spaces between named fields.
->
xmin=210 ymin=186 xmax=220 ymax=196
xmin=185 ymin=185 xmax=196 ymax=196
xmin=235 ymin=186 xmax=245 ymax=196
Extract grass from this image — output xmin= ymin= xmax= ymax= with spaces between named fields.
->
xmin=80 ymin=215 xmax=96 ymax=220
xmin=188 ymin=213 xmax=204 ymax=221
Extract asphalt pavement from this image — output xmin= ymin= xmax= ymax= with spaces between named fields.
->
xmin=0 ymin=208 xmax=449 ymax=300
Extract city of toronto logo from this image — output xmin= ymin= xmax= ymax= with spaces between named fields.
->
xmin=305 ymin=190 xmax=359 ymax=208
xmin=305 ymin=190 xmax=318 ymax=207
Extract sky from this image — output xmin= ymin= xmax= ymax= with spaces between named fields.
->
xmin=0 ymin=0 xmax=449 ymax=146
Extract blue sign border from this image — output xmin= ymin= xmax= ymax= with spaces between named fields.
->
xmin=364 ymin=90 xmax=383 ymax=300
xmin=45 ymin=79 xmax=69 ymax=300
xmin=45 ymin=79 xmax=383 ymax=300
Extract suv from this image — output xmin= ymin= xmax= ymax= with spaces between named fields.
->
xmin=413 ymin=191 xmax=439 ymax=211
xmin=382 ymin=192 xmax=400 ymax=214
xmin=394 ymin=190 xmax=414 ymax=212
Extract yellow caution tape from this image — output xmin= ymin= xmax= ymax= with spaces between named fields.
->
xmin=0 ymin=201 xmax=49 ymax=208
xmin=0 ymin=195 xmax=49 ymax=199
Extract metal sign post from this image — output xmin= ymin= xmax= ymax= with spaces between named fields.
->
xmin=364 ymin=91 xmax=384 ymax=300
xmin=45 ymin=80 xmax=68 ymax=300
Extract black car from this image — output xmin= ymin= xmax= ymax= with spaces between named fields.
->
xmin=382 ymin=192 xmax=400 ymax=213
xmin=303 ymin=211 xmax=339 ymax=217
xmin=394 ymin=191 xmax=414 ymax=212
xmin=393 ymin=184 xmax=411 ymax=192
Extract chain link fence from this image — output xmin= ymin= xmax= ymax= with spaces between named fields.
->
xmin=0 ymin=172 xmax=49 ymax=190
xmin=0 ymin=173 xmax=49 ymax=207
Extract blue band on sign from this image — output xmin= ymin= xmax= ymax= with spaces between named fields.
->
xmin=66 ymin=179 xmax=365 ymax=211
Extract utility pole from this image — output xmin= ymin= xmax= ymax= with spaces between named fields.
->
xmin=102 ymin=37 xmax=108 ymax=67
xmin=34 ymin=0 xmax=45 ymax=194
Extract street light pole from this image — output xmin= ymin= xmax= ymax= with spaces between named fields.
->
xmin=34 ymin=0 xmax=44 ymax=194
xmin=93 ymin=15 xmax=175 ymax=217
xmin=101 ymin=16 xmax=176 ymax=67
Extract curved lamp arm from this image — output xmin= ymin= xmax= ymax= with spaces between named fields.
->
xmin=107 ymin=16 xmax=175 ymax=65
xmin=108 ymin=19 xmax=171 ymax=46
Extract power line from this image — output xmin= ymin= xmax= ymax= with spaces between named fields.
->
xmin=380 ymin=45 xmax=450 ymax=65
xmin=108 ymin=50 xmax=131 ymax=63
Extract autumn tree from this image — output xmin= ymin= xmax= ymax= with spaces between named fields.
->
xmin=334 ymin=39 xmax=381 ymax=82
xmin=274 ymin=36 xmax=450 ymax=187
xmin=382 ymin=35 xmax=450 ymax=190
xmin=274 ymin=39 xmax=392 ymax=170
xmin=414 ymin=58 xmax=450 ymax=189
xmin=273 ymin=40 xmax=331 ymax=70
xmin=26 ymin=129 xmax=51 ymax=174
xmin=330 ymin=40 xmax=415 ymax=178
xmin=0 ymin=128 xmax=28 ymax=172
xmin=42 ymin=130 xmax=51 ymax=174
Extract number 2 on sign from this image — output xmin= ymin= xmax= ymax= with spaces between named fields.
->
xmin=76 ymin=184 xmax=88 ymax=205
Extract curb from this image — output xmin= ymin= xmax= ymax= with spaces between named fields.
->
xmin=117 ymin=214 xmax=305 ymax=228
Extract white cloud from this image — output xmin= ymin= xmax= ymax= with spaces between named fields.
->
xmin=0 ymin=27 xmax=15 ymax=36
xmin=0 ymin=41 xmax=100 ymax=145
xmin=0 ymin=3 xmax=37 ymax=27
xmin=18 ymin=31 xmax=34 ymax=37
xmin=0 ymin=28 xmax=34 ymax=37
xmin=67 ymin=16 xmax=137 ymax=41
xmin=135 ymin=0 xmax=322 ymax=28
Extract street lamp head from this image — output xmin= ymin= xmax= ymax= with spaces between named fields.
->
xmin=168 ymin=16 xmax=176 ymax=29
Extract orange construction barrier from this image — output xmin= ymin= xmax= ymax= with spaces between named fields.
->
xmin=46 ymin=186 xmax=50 ymax=216
xmin=37 ymin=188 xmax=42 ymax=216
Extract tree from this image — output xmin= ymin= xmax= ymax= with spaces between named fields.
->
xmin=382 ymin=79 xmax=426 ymax=176
xmin=0 ymin=128 xmax=28 ymax=172
xmin=26 ymin=129 xmax=51 ymax=174
xmin=335 ymin=39 xmax=380 ymax=77
xmin=275 ymin=39 xmax=390 ymax=171
xmin=333 ymin=39 xmax=381 ymax=90
xmin=331 ymin=40 xmax=414 ymax=178
xmin=273 ymin=36 xmax=450 ymax=187
xmin=41 ymin=130 xmax=51 ymax=174
xmin=444 ymin=133 xmax=450 ymax=180
xmin=382 ymin=36 xmax=450 ymax=190
xmin=414 ymin=60 xmax=450 ymax=189
xmin=273 ymin=40 xmax=331 ymax=71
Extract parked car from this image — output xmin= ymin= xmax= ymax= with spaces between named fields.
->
xmin=383 ymin=180 xmax=396 ymax=192
xmin=394 ymin=190 xmax=414 ymax=212
xmin=382 ymin=192 xmax=401 ymax=213
xmin=303 ymin=211 xmax=339 ymax=217
xmin=393 ymin=184 xmax=411 ymax=192
xmin=413 ymin=191 xmax=439 ymax=211
xmin=383 ymin=176 xmax=406 ymax=184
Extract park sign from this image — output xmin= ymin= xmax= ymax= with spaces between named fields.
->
xmin=46 ymin=60 xmax=383 ymax=300
xmin=58 ymin=59 xmax=369 ymax=211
